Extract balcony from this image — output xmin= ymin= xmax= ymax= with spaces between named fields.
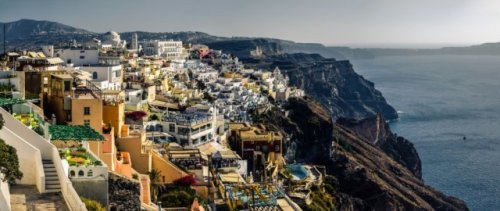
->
xmin=61 ymin=146 xmax=108 ymax=180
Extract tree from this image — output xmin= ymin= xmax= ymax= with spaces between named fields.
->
xmin=149 ymin=114 xmax=159 ymax=121
xmin=158 ymin=188 xmax=196 ymax=208
xmin=0 ymin=113 xmax=23 ymax=184
xmin=147 ymin=169 xmax=162 ymax=203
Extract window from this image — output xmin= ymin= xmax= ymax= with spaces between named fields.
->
xmin=43 ymin=77 xmax=48 ymax=85
xmin=180 ymin=139 xmax=189 ymax=146
xmin=80 ymin=55 xmax=85 ymax=59
xmin=92 ymin=72 xmax=98 ymax=79
xmin=83 ymin=107 xmax=90 ymax=115
xmin=275 ymin=145 xmax=280 ymax=152
xmin=64 ymin=81 xmax=71 ymax=92
xmin=178 ymin=127 xmax=189 ymax=135
xmin=87 ymin=170 xmax=93 ymax=177
xmin=169 ymin=124 xmax=175 ymax=132
xmin=78 ymin=170 xmax=84 ymax=177
xmin=67 ymin=59 xmax=72 ymax=64
xmin=84 ymin=120 xmax=90 ymax=126
xmin=80 ymin=50 xmax=85 ymax=53
xmin=262 ymin=145 xmax=268 ymax=152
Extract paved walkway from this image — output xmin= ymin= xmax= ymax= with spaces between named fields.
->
xmin=10 ymin=185 xmax=69 ymax=211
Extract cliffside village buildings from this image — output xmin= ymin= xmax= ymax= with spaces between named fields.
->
xmin=0 ymin=31 xmax=324 ymax=211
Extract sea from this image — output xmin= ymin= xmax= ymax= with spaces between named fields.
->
xmin=351 ymin=55 xmax=500 ymax=211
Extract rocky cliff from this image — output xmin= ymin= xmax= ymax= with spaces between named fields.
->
xmin=108 ymin=172 xmax=141 ymax=210
xmin=243 ymin=54 xmax=398 ymax=120
xmin=264 ymin=98 xmax=468 ymax=210
xmin=337 ymin=115 xmax=422 ymax=178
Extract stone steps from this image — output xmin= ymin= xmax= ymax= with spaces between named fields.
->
xmin=42 ymin=160 xmax=61 ymax=192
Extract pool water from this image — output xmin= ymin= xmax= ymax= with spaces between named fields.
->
xmin=287 ymin=164 xmax=308 ymax=181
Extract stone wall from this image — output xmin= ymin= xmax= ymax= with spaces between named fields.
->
xmin=72 ymin=177 xmax=109 ymax=207
xmin=108 ymin=172 xmax=141 ymax=210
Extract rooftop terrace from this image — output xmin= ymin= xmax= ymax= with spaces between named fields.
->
xmin=163 ymin=111 xmax=213 ymax=126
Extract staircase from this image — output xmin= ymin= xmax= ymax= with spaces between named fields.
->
xmin=43 ymin=160 xmax=61 ymax=192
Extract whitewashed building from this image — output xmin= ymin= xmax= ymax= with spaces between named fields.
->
xmin=42 ymin=45 xmax=99 ymax=66
xmin=81 ymin=64 xmax=123 ymax=90
xmin=141 ymin=40 xmax=184 ymax=60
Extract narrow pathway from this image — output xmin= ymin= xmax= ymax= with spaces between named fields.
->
xmin=374 ymin=115 xmax=380 ymax=144
xmin=10 ymin=185 xmax=69 ymax=211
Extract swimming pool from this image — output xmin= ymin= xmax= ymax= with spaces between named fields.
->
xmin=287 ymin=164 xmax=309 ymax=181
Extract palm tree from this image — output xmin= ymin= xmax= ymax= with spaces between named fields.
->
xmin=147 ymin=169 xmax=162 ymax=203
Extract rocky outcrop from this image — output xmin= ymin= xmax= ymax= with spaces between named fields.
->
xmin=108 ymin=172 xmax=141 ymax=210
xmin=337 ymin=115 xmax=422 ymax=178
xmin=265 ymin=98 xmax=468 ymax=210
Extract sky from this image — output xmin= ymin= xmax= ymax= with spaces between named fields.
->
xmin=1 ymin=0 xmax=500 ymax=48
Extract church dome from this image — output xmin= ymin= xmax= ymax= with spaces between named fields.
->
xmin=103 ymin=31 xmax=121 ymax=46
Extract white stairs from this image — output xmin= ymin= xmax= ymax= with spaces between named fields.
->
xmin=43 ymin=160 xmax=61 ymax=192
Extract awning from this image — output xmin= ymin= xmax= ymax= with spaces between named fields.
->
xmin=219 ymin=172 xmax=245 ymax=184
xmin=47 ymin=57 xmax=64 ymax=65
xmin=197 ymin=141 xmax=226 ymax=157
xmin=49 ymin=125 xmax=105 ymax=141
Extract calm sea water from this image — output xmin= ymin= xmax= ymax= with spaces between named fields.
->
xmin=351 ymin=55 xmax=500 ymax=211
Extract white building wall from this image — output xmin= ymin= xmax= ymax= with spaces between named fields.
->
xmin=82 ymin=65 xmax=123 ymax=90
xmin=0 ymin=123 xmax=45 ymax=192
xmin=0 ymin=175 xmax=10 ymax=211
xmin=54 ymin=49 xmax=99 ymax=66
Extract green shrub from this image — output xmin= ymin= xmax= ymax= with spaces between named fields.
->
xmin=149 ymin=114 xmax=159 ymax=121
xmin=81 ymin=197 xmax=105 ymax=211
xmin=132 ymin=173 xmax=139 ymax=180
xmin=159 ymin=189 xmax=195 ymax=208
xmin=0 ymin=138 xmax=23 ymax=184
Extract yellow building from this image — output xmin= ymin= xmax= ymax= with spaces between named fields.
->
xmin=45 ymin=74 xmax=74 ymax=124
xmin=222 ymin=71 xmax=243 ymax=79
xmin=244 ymin=81 xmax=260 ymax=93
xmin=70 ymin=89 xmax=103 ymax=133
xmin=117 ymin=124 xmax=189 ymax=184
xmin=102 ymin=90 xmax=125 ymax=138
xmin=229 ymin=123 xmax=283 ymax=179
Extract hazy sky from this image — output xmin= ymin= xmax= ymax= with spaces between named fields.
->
xmin=1 ymin=0 xmax=500 ymax=47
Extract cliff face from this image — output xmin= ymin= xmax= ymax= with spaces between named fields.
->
xmin=265 ymin=98 xmax=468 ymax=210
xmin=243 ymin=54 xmax=398 ymax=120
xmin=337 ymin=115 xmax=422 ymax=178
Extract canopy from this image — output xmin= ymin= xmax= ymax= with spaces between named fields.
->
xmin=0 ymin=98 xmax=26 ymax=106
xmin=49 ymin=125 xmax=105 ymax=141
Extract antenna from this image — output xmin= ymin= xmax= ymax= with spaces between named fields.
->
xmin=3 ymin=24 xmax=6 ymax=56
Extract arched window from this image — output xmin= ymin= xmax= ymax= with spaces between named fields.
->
xmin=70 ymin=170 xmax=75 ymax=177
xmin=78 ymin=170 xmax=84 ymax=177
xmin=87 ymin=170 xmax=93 ymax=177
xmin=92 ymin=72 xmax=98 ymax=79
